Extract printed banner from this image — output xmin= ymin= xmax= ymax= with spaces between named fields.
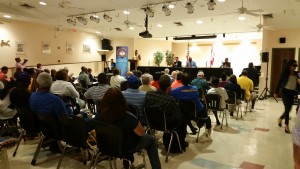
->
xmin=116 ymin=46 xmax=128 ymax=76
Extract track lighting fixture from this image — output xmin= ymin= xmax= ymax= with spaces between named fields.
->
xmin=185 ymin=2 xmax=194 ymax=14
xmin=162 ymin=4 xmax=171 ymax=16
xmin=103 ymin=14 xmax=112 ymax=22
xmin=207 ymin=0 xmax=216 ymax=10
xmin=77 ymin=16 xmax=87 ymax=25
xmin=67 ymin=18 xmax=76 ymax=26
xmin=144 ymin=6 xmax=154 ymax=17
xmin=90 ymin=15 xmax=100 ymax=23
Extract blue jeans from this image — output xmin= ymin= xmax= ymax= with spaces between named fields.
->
xmin=127 ymin=134 xmax=161 ymax=169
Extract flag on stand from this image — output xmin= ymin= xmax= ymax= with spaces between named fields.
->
xmin=210 ymin=45 xmax=215 ymax=68
xmin=186 ymin=50 xmax=189 ymax=62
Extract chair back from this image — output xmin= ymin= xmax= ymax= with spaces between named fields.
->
xmin=61 ymin=114 xmax=88 ymax=148
xmin=198 ymin=88 xmax=204 ymax=100
xmin=240 ymin=89 xmax=246 ymax=101
xmin=226 ymin=91 xmax=237 ymax=105
xmin=179 ymin=100 xmax=196 ymax=120
xmin=17 ymin=107 xmax=40 ymax=134
xmin=36 ymin=114 xmax=62 ymax=139
xmin=144 ymin=106 xmax=167 ymax=131
xmin=205 ymin=94 xmax=222 ymax=111
xmin=93 ymin=120 xmax=123 ymax=157
xmin=128 ymin=104 xmax=139 ymax=118
xmin=86 ymin=99 xmax=96 ymax=114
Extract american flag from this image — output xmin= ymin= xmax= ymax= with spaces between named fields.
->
xmin=210 ymin=45 xmax=215 ymax=68
xmin=186 ymin=50 xmax=189 ymax=62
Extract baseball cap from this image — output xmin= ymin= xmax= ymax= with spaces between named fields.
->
xmin=127 ymin=75 xmax=140 ymax=86
xmin=16 ymin=71 xmax=31 ymax=84
xmin=197 ymin=71 xmax=204 ymax=76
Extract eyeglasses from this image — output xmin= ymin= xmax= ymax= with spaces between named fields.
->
xmin=292 ymin=64 xmax=298 ymax=67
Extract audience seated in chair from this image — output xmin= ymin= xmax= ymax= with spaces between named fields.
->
xmin=207 ymin=77 xmax=229 ymax=126
xmin=171 ymin=73 xmax=207 ymax=134
xmin=139 ymin=75 xmax=156 ymax=93
xmin=84 ymin=73 xmax=111 ymax=103
xmin=145 ymin=75 xmax=187 ymax=152
xmin=122 ymin=75 xmax=146 ymax=124
xmin=237 ymin=70 xmax=257 ymax=110
xmin=110 ymin=69 xmax=126 ymax=88
xmin=78 ymin=67 xmax=93 ymax=88
xmin=171 ymin=72 xmax=183 ymax=90
xmin=224 ymin=74 xmax=242 ymax=116
xmin=191 ymin=71 xmax=211 ymax=94
xmin=97 ymin=87 xmax=161 ymax=169
xmin=50 ymin=69 xmax=79 ymax=99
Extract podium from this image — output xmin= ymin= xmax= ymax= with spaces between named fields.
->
xmin=128 ymin=59 xmax=138 ymax=70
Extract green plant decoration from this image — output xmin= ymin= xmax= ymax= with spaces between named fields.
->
xmin=153 ymin=51 xmax=164 ymax=67
xmin=165 ymin=50 xmax=174 ymax=66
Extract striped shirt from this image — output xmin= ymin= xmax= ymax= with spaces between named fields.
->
xmin=84 ymin=84 xmax=111 ymax=102
xmin=122 ymin=88 xmax=146 ymax=122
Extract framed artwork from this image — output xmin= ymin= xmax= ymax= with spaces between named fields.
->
xmin=42 ymin=41 xmax=51 ymax=54
xmin=83 ymin=44 xmax=91 ymax=53
xmin=16 ymin=42 xmax=26 ymax=54
xmin=66 ymin=42 xmax=74 ymax=53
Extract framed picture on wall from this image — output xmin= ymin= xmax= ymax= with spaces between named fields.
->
xmin=66 ymin=42 xmax=74 ymax=53
xmin=42 ymin=41 xmax=51 ymax=54
xmin=16 ymin=42 xmax=26 ymax=54
xmin=83 ymin=44 xmax=91 ymax=53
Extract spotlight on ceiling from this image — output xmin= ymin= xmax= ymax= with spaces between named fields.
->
xmin=144 ymin=6 xmax=154 ymax=17
xmin=67 ymin=18 xmax=76 ymax=26
xmin=207 ymin=0 xmax=216 ymax=10
xmin=238 ymin=14 xmax=246 ymax=20
xmin=90 ymin=15 xmax=100 ymax=23
xmin=103 ymin=14 xmax=112 ymax=22
xmin=162 ymin=4 xmax=171 ymax=16
xmin=77 ymin=16 xmax=88 ymax=25
xmin=185 ymin=2 xmax=194 ymax=14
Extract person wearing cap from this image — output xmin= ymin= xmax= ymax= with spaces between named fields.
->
xmin=237 ymin=70 xmax=257 ymax=110
xmin=29 ymin=72 xmax=73 ymax=122
xmin=191 ymin=70 xmax=211 ymax=94
xmin=122 ymin=75 xmax=146 ymax=124
xmin=145 ymin=75 xmax=187 ymax=152
xmin=10 ymin=71 xmax=32 ymax=109
xmin=186 ymin=57 xmax=197 ymax=68
xmin=84 ymin=72 xmax=111 ymax=103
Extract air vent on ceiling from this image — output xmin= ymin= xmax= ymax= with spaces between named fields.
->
xmin=263 ymin=14 xmax=273 ymax=19
xmin=20 ymin=3 xmax=35 ymax=9
xmin=174 ymin=22 xmax=183 ymax=26
xmin=114 ymin=28 xmax=122 ymax=31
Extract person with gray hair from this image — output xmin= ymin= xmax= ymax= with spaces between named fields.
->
xmin=29 ymin=72 xmax=72 ymax=121
xmin=139 ymin=75 xmax=156 ymax=93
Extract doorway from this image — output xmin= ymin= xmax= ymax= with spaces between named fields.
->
xmin=270 ymin=48 xmax=296 ymax=94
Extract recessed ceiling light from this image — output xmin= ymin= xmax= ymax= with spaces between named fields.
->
xmin=96 ymin=31 xmax=101 ymax=34
xmin=238 ymin=14 xmax=246 ymax=21
xmin=123 ymin=10 xmax=130 ymax=15
xmin=4 ymin=15 xmax=11 ymax=18
xmin=39 ymin=1 xmax=47 ymax=5
xmin=218 ymin=0 xmax=226 ymax=2
xmin=196 ymin=20 xmax=203 ymax=24
xmin=157 ymin=24 xmax=163 ymax=28
xmin=168 ymin=4 xmax=175 ymax=9
xmin=129 ymin=27 xmax=134 ymax=30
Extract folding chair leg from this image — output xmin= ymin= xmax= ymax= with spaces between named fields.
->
xmin=196 ymin=128 xmax=200 ymax=142
xmin=165 ymin=133 xmax=174 ymax=163
xmin=174 ymin=131 xmax=182 ymax=153
xmin=56 ymin=144 xmax=67 ymax=169
xmin=221 ymin=112 xmax=224 ymax=130
xmin=31 ymin=134 xmax=45 ymax=166
xmin=225 ymin=111 xmax=228 ymax=126
xmin=13 ymin=129 xmax=25 ymax=157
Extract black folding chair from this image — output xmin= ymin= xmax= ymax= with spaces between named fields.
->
xmin=13 ymin=107 xmax=40 ymax=157
xmin=205 ymin=94 xmax=228 ymax=129
xmin=90 ymin=120 xmax=146 ymax=169
xmin=57 ymin=114 xmax=90 ymax=169
xmin=179 ymin=100 xmax=210 ymax=142
xmin=226 ymin=91 xmax=242 ymax=120
xmin=144 ymin=106 xmax=182 ymax=163
xmin=31 ymin=114 xmax=62 ymax=166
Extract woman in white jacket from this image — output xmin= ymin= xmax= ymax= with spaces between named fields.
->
xmin=0 ymin=82 xmax=17 ymax=120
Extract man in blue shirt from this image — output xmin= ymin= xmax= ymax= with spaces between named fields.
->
xmin=186 ymin=57 xmax=197 ymax=68
xmin=122 ymin=75 xmax=146 ymax=124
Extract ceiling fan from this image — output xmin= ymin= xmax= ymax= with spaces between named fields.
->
xmin=237 ymin=0 xmax=263 ymax=17
xmin=123 ymin=13 xmax=143 ymax=30
xmin=256 ymin=13 xmax=275 ymax=32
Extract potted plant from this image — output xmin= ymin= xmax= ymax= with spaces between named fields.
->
xmin=153 ymin=51 xmax=164 ymax=67
xmin=165 ymin=50 xmax=174 ymax=66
